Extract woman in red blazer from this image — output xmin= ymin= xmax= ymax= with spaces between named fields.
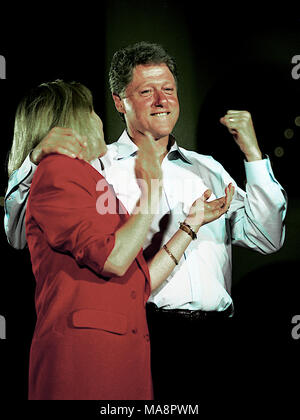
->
xmin=26 ymin=153 xmax=154 ymax=400
xmin=9 ymin=80 xmax=233 ymax=400
xmin=18 ymin=80 xmax=161 ymax=400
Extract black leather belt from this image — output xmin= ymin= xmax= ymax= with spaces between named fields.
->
xmin=147 ymin=302 xmax=234 ymax=321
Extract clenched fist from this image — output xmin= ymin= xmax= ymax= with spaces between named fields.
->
xmin=220 ymin=110 xmax=262 ymax=162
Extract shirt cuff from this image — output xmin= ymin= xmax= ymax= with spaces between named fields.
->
xmin=5 ymin=153 xmax=37 ymax=199
xmin=244 ymin=155 xmax=276 ymax=185
xmin=17 ymin=153 xmax=38 ymax=186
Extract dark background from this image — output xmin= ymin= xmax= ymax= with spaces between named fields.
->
xmin=0 ymin=2 xmax=299 ymax=411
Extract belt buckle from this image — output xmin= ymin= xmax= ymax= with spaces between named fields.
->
xmin=190 ymin=309 xmax=206 ymax=321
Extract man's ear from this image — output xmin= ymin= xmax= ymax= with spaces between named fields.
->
xmin=112 ymin=94 xmax=125 ymax=114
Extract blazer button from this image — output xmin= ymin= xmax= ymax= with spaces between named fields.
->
xmin=130 ymin=291 xmax=137 ymax=299
xmin=132 ymin=328 xmax=138 ymax=334
xmin=144 ymin=334 xmax=150 ymax=342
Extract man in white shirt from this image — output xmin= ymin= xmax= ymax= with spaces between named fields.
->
xmin=4 ymin=42 xmax=287 ymax=401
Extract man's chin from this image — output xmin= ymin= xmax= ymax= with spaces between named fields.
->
xmin=151 ymin=127 xmax=174 ymax=140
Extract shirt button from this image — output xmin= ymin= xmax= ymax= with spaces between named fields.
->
xmin=144 ymin=334 xmax=150 ymax=342
xmin=132 ymin=328 xmax=138 ymax=334
xmin=130 ymin=291 xmax=137 ymax=299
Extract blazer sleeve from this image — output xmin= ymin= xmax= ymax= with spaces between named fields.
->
xmin=26 ymin=154 xmax=121 ymax=275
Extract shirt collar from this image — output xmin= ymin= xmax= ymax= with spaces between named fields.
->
xmin=114 ymin=130 xmax=139 ymax=159
xmin=113 ymin=130 xmax=192 ymax=164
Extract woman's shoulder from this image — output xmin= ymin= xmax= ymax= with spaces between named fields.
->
xmin=33 ymin=154 xmax=105 ymax=189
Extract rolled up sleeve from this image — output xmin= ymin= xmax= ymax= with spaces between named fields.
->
xmin=226 ymin=156 xmax=287 ymax=254
xmin=26 ymin=155 xmax=120 ymax=275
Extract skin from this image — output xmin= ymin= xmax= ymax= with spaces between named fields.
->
xmin=103 ymin=130 xmax=163 ymax=278
xmin=112 ymin=63 xmax=238 ymax=229
xmin=30 ymin=112 xmax=107 ymax=164
xmin=112 ymin=63 xmax=180 ymax=161
xmin=28 ymin=62 xmax=265 ymax=281
xmin=220 ymin=110 xmax=262 ymax=161
xmin=31 ymin=66 xmax=262 ymax=165
xmin=30 ymin=65 xmax=241 ymax=236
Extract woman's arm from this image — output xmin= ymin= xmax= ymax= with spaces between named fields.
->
xmin=28 ymin=134 xmax=162 ymax=279
xmin=103 ymin=132 xmax=162 ymax=276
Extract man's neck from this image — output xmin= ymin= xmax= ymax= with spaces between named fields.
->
xmin=157 ymin=135 xmax=176 ymax=163
xmin=154 ymin=135 xmax=169 ymax=162
xmin=126 ymin=130 xmax=175 ymax=150
xmin=127 ymin=130 xmax=174 ymax=162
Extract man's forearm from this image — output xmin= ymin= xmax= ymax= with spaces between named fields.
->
xmin=244 ymin=146 xmax=263 ymax=162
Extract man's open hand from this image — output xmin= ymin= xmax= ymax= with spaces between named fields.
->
xmin=185 ymin=184 xmax=235 ymax=229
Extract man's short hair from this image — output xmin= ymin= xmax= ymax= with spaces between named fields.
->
xmin=109 ymin=41 xmax=178 ymax=97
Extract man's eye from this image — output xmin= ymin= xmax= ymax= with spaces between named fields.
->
xmin=140 ymin=89 xmax=152 ymax=96
xmin=164 ymin=88 xmax=174 ymax=94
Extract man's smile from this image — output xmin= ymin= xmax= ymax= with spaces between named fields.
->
xmin=150 ymin=111 xmax=170 ymax=117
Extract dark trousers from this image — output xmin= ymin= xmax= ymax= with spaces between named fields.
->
xmin=146 ymin=303 xmax=288 ymax=406
xmin=146 ymin=304 xmax=235 ymax=401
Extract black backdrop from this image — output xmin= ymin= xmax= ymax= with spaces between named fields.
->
xmin=0 ymin=3 xmax=300 ymax=414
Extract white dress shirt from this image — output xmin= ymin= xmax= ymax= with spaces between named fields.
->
xmin=91 ymin=131 xmax=287 ymax=311
xmin=4 ymin=130 xmax=287 ymax=311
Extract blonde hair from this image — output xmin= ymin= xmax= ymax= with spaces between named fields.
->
xmin=8 ymin=79 xmax=100 ymax=176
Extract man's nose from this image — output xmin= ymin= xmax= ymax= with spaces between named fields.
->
xmin=153 ymin=90 xmax=168 ymax=107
